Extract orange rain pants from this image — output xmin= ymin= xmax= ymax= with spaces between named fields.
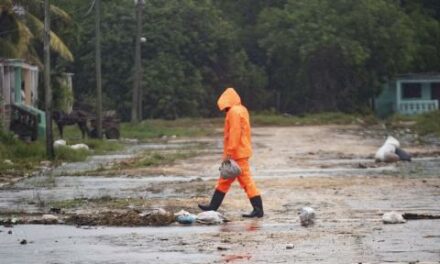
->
xmin=215 ymin=158 xmax=260 ymax=198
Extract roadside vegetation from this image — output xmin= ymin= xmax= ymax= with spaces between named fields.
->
xmin=252 ymin=112 xmax=378 ymax=126
xmin=386 ymin=110 xmax=440 ymax=137
xmin=2 ymin=111 xmax=439 ymax=178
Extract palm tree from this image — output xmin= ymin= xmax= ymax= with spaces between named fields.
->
xmin=0 ymin=0 xmax=73 ymax=65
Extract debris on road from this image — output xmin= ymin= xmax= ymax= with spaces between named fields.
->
xmin=175 ymin=210 xmax=196 ymax=225
xmin=53 ymin=139 xmax=67 ymax=148
xmin=375 ymin=136 xmax=412 ymax=162
xmin=382 ymin=211 xmax=406 ymax=224
xmin=299 ymin=207 xmax=315 ymax=226
xmin=20 ymin=239 xmax=27 ymax=245
xmin=402 ymin=213 xmax=440 ymax=220
xmin=375 ymin=136 xmax=400 ymax=162
xmin=41 ymin=214 xmax=59 ymax=224
xmin=70 ymin=143 xmax=89 ymax=151
xmin=286 ymin=244 xmax=294 ymax=249
xmin=67 ymin=209 xmax=175 ymax=226
xmin=196 ymin=211 xmax=226 ymax=225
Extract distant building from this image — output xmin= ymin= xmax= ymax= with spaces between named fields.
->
xmin=0 ymin=59 xmax=45 ymax=139
xmin=375 ymin=73 xmax=440 ymax=117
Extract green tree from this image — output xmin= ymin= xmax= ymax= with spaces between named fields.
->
xmin=257 ymin=0 xmax=415 ymax=113
xmin=0 ymin=0 xmax=73 ymax=65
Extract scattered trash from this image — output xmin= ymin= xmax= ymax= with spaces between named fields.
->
xmin=375 ymin=136 xmax=412 ymax=162
xmin=67 ymin=209 xmax=175 ymax=227
xmin=20 ymin=239 xmax=27 ymax=245
xmin=49 ymin=207 xmax=62 ymax=214
xmin=42 ymin=214 xmax=59 ymax=224
xmin=40 ymin=160 xmax=52 ymax=167
xmin=53 ymin=139 xmax=67 ymax=148
xmin=395 ymin=147 xmax=412 ymax=161
xmin=217 ymin=246 xmax=230 ymax=251
xmin=3 ymin=159 xmax=13 ymax=165
xmin=375 ymin=136 xmax=400 ymax=162
xmin=196 ymin=211 xmax=226 ymax=225
xmin=402 ymin=213 xmax=440 ymax=220
xmin=219 ymin=159 xmax=242 ymax=179
xmin=175 ymin=210 xmax=196 ymax=225
xmin=382 ymin=211 xmax=406 ymax=224
xmin=299 ymin=207 xmax=315 ymax=226
xmin=70 ymin=143 xmax=89 ymax=151
xmin=286 ymin=244 xmax=294 ymax=249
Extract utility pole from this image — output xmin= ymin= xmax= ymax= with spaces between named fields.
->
xmin=44 ymin=0 xmax=54 ymax=159
xmin=95 ymin=0 xmax=102 ymax=138
xmin=131 ymin=0 xmax=144 ymax=123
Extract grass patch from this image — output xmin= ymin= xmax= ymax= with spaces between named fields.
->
xmin=49 ymin=196 xmax=147 ymax=210
xmin=251 ymin=112 xmax=373 ymax=126
xmin=385 ymin=111 xmax=440 ymax=137
xmin=115 ymin=149 xmax=198 ymax=170
xmin=413 ymin=110 xmax=440 ymax=137
xmin=54 ymin=146 xmax=89 ymax=162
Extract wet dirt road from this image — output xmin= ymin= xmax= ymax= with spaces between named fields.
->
xmin=1 ymin=125 xmax=440 ymax=263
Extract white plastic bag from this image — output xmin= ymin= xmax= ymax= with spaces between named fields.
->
xmin=375 ymin=136 xmax=400 ymax=162
xmin=299 ymin=207 xmax=316 ymax=226
xmin=219 ymin=159 xmax=241 ymax=179
xmin=382 ymin=211 xmax=406 ymax=224
xmin=196 ymin=211 xmax=225 ymax=225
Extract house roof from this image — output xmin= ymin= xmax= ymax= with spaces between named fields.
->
xmin=0 ymin=58 xmax=39 ymax=71
xmin=397 ymin=72 xmax=440 ymax=82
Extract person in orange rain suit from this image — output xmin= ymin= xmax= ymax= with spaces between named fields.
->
xmin=198 ymin=87 xmax=264 ymax=218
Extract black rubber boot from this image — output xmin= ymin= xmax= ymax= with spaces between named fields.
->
xmin=242 ymin=195 xmax=264 ymax=218
xmin=198 ymin=190 xmax=225 ymax=211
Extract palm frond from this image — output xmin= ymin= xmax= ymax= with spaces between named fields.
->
xmin=25 ymin=12 xmax=74 ymax=61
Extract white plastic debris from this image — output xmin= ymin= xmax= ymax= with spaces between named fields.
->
xmin=382 ymin=211 xmax=406 ymax=224
xmin=196 ymin=211 xmax=225 ymax=225
xmin=139 ymin=208 xmax=168 ymax=218
xmin=3 ymin=159 xmax=13 ymax=165
xmin=42 ymin=214 xmax=58 ymax=222
xmin=53 ymin=139 xmax=67 ymax=148
xmin=375 ymin=136 xmax=400 ymax=162
xmin=219 ymin=159 xmax=242 ymax=179
xmin=299 ymin=207 xmax=316 ymax=226
xmin=175 ymin=210 xmax=197 ymax=225
xmin=70 ymin=143 xmax=89 ymax=151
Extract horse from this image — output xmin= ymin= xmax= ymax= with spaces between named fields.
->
xmin=52 ymin=110 xmax=90 ymax=139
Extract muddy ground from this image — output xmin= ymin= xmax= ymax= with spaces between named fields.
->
xmin=1 ymin=125 xmax=440 ymax=263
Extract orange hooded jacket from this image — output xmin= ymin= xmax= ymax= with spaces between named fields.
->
xmin=217 ymin=88 xmax=252 ymax=160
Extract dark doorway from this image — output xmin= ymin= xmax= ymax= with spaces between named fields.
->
xmin=432 ymin=83 xmax=440 ymax=104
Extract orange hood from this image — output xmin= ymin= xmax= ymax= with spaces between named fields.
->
xmin=217 ymin=88 xmax=241 ymax=111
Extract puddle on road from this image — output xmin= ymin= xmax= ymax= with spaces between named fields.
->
xmin=0 ymin=175 xmax=204 ymax=213
xmin=1 ymin=157 xmax=439 ymax=214
xmin=1 ymin=218 xmax=439 ymax=264
xmin=51 ymin=141 xmax=207 ymax=176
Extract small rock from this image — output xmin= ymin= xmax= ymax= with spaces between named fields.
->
xmin=8 ymin=230 xmax=12 ymax=235
xmin=286 ymin=244 xmax=294 ymax=249
xmin=20 ymin=239 xmax=27 ymax=245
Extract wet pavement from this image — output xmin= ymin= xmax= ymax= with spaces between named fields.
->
xmin=1 ymin=125 xmax=440 ymax=263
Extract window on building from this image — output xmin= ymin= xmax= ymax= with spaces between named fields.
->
xmin=402 ymin=83 xmax=421 ymax=99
